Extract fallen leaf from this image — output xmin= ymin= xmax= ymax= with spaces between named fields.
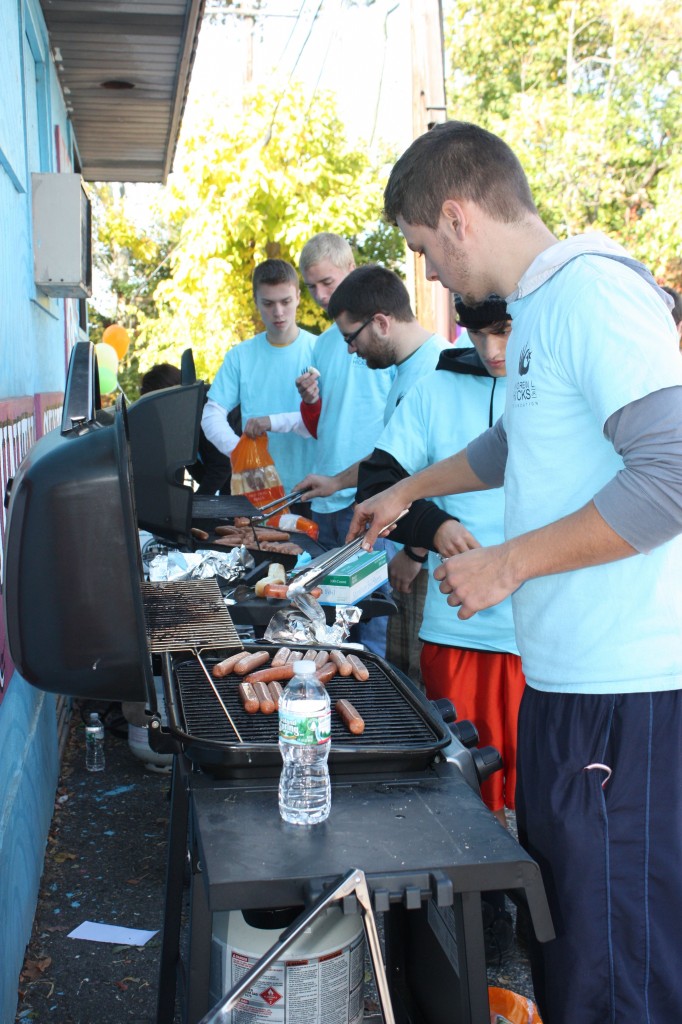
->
xmin=20 ymin=958 xmax=52 ymax=981
xmin=52 ymin=851 xmax=77 ymax=864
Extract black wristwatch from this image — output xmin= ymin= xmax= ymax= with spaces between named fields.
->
xmin=404 ymin=545 xmax=429 ymax=564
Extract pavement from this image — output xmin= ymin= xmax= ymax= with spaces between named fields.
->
xmin=15 ymin=703 xmax=536 ymax=1023
xmin=16 ymin=702 xmax=181 ymax=1024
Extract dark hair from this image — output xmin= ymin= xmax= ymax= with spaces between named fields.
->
xmin=140 ymin=362 xmax=181 ymax=395
xmin=327 ymin=265 xmax=414 ymax=323
xmin=252 ymin=259 xmax=299 ymax=297
xmin=384 ymin=121 xmax=537 ymax=229
xmin=455 ymin=297 xmax=510 ymax=331
xmin=662 ymin=286 xmax=682 ymax=326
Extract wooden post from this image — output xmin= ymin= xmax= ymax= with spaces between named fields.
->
xmin=407 ymin=0 xmax=452 ymax=340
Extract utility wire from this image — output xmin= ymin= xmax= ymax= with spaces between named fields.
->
xmin=263 ymin=0 xmax=325 ymax=146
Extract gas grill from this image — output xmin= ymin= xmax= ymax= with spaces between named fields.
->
xmin=2 ymin=341 xmax=553 ymax=1024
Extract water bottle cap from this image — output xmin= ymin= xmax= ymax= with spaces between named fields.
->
xmin=293 ymin=660 xmax=317 ymax=676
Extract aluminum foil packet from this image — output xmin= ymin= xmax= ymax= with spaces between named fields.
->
xmin=264 ymin=591 xmax=362 ymax=646
xmin=148 ymin=544 xmax=254 ymax=583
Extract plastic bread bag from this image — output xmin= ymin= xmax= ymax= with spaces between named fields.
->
xmin=230 ymin=433 xmax=286 ymax=509
xmin=488 ymin=987 xmax=543 ymax=1024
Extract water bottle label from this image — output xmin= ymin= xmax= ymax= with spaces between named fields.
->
xmin=279 ymin=708 xmax=331 ymax=746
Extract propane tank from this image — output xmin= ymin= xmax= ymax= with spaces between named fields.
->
xmin=210 ymin=905 xmax=365 ymax=1023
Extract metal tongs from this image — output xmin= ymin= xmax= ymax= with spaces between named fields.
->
xmin=287 ymin=509 xmax=409 ymax=597
xmin=242 ymin=489 xmax=305 ymax=523
xmin=198 ymin=867 xmax=396 ymax=1024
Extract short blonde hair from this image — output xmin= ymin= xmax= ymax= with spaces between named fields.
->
xmin=299 ymin=233 xmax=354 ymax=274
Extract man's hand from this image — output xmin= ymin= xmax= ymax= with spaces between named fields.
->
xmin=388 ymin=549 xmax=424 ymax=594
xmin=433 ymin=544 xmax=520 ymax=619
xmin=295 ymin=473 xmax=338 ymax=501
xmin=346 ymin=482 xmax=412 ymax=546
xmin=244 ymin=416 xmax=271 ymax=438
xmin=296 ymin=368 xmax=320 ymax=404
xmin=433 ymin=519 xmax=480 ymax=556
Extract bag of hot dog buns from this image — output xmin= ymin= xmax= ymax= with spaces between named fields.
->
xmin=231 ymin=434 xmax=286 ymax=509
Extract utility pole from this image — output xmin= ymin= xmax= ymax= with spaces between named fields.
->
xmin=406 ymin=0 xmax=451 ymax=339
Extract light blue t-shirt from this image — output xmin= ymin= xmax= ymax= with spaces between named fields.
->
xmin=310 ymin=324 xmax=395 ymax=514
xmin=384 ymin=333 xmax=450 ymax=423
xmin=377 ymin=364 xmax=516 ymax=653
xmin=208 ymin=329 xmax=316 ymax=494
xmin=505 ymin=254 xmax=682 ymax=693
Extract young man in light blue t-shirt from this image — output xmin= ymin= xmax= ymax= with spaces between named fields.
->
xmin=294 ymin=263 xmax=448 ymax=669
xmin=202 ymin=259 xmax=316 ymax=495
xmin=350 ymin=122 xmax=682 ymax=1024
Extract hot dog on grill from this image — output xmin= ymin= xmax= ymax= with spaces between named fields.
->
xmin=316 ymin=662 xmax=338 ymax=685
xmin=252 ymin=681 xmax=276 ymax=715
xmin=268 ymin=681 xmax=284 ymax=707
xmin=347 ymin=654 xmax=369 ymax=681
xmin=244 ymin=662 xmax=297 ymax=685
xmin=336 ymin=699 xmax=365 ymax=735
xmin=212 ymin=651 xmax=248 ymax=678
xmin=233 ymin=651 xmax=270 ymax=675
xmin=328 ymin=650 xmax=353 ymax=676
xmin=238 ymin=682 xmax=259 ymax=714
xmin=314 ymin=650 xmax=330 ymax=669
xmin=302 ymin=649 xmax=318 ymax=661
xmin=272 ymin=648 xmax=291 ymax=667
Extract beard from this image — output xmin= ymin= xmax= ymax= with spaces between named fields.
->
xmin=360 ymin=329 xmax=394 ymax=370
xmin=437 ymin=229 xmax=487 ymax=305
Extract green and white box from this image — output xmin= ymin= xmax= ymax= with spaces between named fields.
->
xmin=318 ymin=549 xmax=388 ymax=606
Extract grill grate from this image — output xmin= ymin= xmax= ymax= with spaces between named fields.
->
xmin=173 ymin=650 xmax=440 ymax=749
xmin=141 ymin=579 xmax=242 ymax=653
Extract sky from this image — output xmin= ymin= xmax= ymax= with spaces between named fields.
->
xmin=188 ymin=0 xmax=414 ymax=152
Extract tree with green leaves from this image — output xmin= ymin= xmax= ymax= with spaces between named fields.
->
xmin=138 ymin=84 xmax=403 ymax=381
xmin=90 ymin=183 xmax=175 ymax=400
xmin=443 ymin=0 xmax=682 ymax=285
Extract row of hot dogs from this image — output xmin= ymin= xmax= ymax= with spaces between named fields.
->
xmin=210 ymin=646 xmax=368 ymax=734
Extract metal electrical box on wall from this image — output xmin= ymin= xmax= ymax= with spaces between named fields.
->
xmin=32 ymin=173 xmax=93 ymax=298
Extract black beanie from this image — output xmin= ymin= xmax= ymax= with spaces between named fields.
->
xmin=455 ymin=296 xmax=510 ymax=331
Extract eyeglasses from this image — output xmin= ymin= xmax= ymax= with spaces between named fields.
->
xmin=343 ymin=315 xmax=375 ymax=346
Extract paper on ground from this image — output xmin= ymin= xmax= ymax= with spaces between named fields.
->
xmin=67 ymin=920 xmax=158 ymax=946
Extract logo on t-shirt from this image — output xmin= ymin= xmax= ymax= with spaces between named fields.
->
xmin=518 ymin=344 xmax=532 ymax=375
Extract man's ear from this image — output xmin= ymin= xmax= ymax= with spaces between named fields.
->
xmin=441 ymin=198 xmax=467 ymax=239
xmin=373 ymin=312 xmax=391 ymax=334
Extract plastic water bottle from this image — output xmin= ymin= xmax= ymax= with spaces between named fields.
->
xmin=85 ymin=712 xmax=105 ymax=772
xmin=278 ymin=660 xmax=331 ymax=825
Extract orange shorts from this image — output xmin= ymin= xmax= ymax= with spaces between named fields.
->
xmin=420 ymin=643 xmax=525 ymax=812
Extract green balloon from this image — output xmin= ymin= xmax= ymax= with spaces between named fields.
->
xmin=98 ymin=364 xmax=118 ymax=394
xmin=95 ymin=342 xmax=119 ymax=374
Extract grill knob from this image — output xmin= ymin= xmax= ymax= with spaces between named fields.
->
xmin=449 ymin=719 xmax=479 ymax=748
xmin=431 ymin=697 xmax=457 ymax=723
xmin=470 ymin=745 xmax=503 ymax=785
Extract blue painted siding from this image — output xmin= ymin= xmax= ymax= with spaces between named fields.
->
xmin=0 ymin=0 xmax=85 ymax=1017
xmin=0 ymin=683 xmax=59 ymax=1024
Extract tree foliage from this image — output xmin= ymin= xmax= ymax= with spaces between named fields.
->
xmin=138 ymin=84 xmax=403 ymax=381
xmin=90 ymin=183 xmax=175 ymax=400
xmin=444 ymin=0 xmax=682 ymax=285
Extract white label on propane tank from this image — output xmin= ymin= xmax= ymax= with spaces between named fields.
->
xmin=226 ymin=934 xmax=364 ymax=1024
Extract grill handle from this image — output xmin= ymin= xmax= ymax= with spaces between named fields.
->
xmin=61 ymin=341 xmax=98 ymax=434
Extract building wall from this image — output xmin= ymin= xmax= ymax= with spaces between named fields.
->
xmin=0 ymin=0 xmax=85 ymax=1018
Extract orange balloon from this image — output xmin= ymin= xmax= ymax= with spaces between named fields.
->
xmin=102 ymin=324 xmax=131 ymax=360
